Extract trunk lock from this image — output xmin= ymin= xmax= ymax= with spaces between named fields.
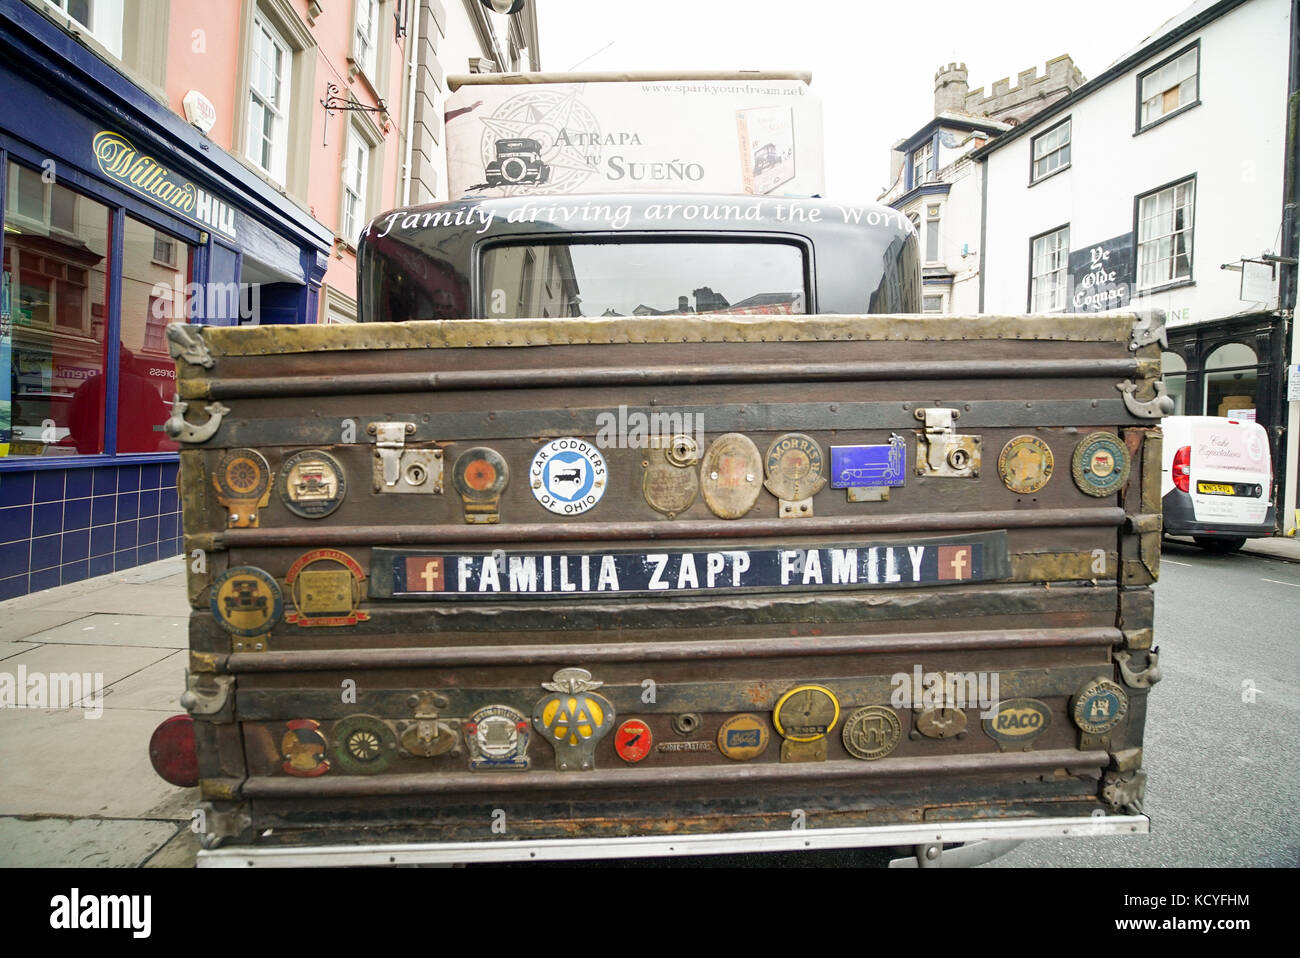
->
xmin=369 ymin=422 xmax=444 ymax=494
xmin=914 ymin=408 xmax=981 ymax=478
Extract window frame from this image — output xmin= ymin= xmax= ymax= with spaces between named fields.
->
xmin=912 ymin=142 xmax=933 ymax=188
xmin=340 ymin=124 xmax=370 ymax=247
xmin=1027 ymin=223 xmax=1071 ymax=313
xmin=353 ymin=0 xmax=379 ymax=82
xmin=1029 ymin=116 xmax=1072 ymax=185
xmin=1135 ymin=40 xmax=1201 ymax=134
xmin=245 ymin=11 xmax=293 ymax=185
xmin=1133 ymin=174 xmax=1197 ymax=295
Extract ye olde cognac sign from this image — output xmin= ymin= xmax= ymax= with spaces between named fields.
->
xmin=1068 ymin=233 xmax=1133 ymax=312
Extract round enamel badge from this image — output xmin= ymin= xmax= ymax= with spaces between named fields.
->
xmin=1072 ymin=432 xmax=1131 ymax=497
xmin=211 ymin=566 xmax=282 ymax=637
xmin=841 ymin=706 xmax=902 ymax=760
xmin=614 ymin=719 xmax=653 ymax=763
xmin=529 ymin=438 xmax=607 ymax=516
xmin=997 ymin=435 xmax=1054 ymax=494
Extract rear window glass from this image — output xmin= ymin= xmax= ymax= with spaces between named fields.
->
xmin=480 ymin=241 xmax=807 ymax=319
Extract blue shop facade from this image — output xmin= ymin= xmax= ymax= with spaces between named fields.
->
xmin=0 ymin=3 xmax=333 ymax=599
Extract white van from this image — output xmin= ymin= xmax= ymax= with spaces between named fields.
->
xmin=1161 ymin=415 xmax=1275 ymax=552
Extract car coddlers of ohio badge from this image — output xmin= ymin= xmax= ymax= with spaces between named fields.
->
xmin=530 ymin=438 xmax=606 ymax=516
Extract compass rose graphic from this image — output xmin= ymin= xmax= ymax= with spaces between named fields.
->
xmin=478 ymin=89 xmax=602 ymax=194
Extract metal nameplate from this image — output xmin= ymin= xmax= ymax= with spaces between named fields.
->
xmin=830 ymin=435 xmax=907 ymax=489
xmin=370 ymin=531 xmax=1010 ymax=600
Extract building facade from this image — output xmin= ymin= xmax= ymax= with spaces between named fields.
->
xmin=0 ymin=0 xmax=540 ymax=599
xmin=879 ymin=58 xmax=1086 ymax=314
xmin=974 ymin=0 xmax=1297 ymax=535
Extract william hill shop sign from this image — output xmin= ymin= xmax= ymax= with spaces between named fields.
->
xmin=93 ymin=131 xmax=237 ymax=240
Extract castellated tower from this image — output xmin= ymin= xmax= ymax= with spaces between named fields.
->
xmin=934 ymin=63 xmax=969 ymax=116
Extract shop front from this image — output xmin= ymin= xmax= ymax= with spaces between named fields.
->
xmin=0 ymin=2 xmax=332 ymax=599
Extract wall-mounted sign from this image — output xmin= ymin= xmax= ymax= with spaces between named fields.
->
xmin=1240 ymin=261 xmax=1277 ymax=303
xmin=1068 ymin=233 xmax=1133 ymax=312
xmin=92 ymin=131 xmax=237 ymax=240
xmin=182 ymin=90 xmax=217 ymax=134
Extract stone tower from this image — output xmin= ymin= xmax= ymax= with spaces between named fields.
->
xmin=934 ymin=63 xmax=969 ymax=115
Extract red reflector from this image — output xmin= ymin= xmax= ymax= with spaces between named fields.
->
xmin=1172 ymin=445 xmax=1191 ymax=493
xmin=149 ymin=714 xmax=199 ymax=788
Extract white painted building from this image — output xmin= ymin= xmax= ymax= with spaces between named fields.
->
xmin=974 ymin=0 xmax=1297 ymax=534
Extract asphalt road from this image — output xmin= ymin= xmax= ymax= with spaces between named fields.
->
xmin=498 ymin=540 xmax=1300 ymax=869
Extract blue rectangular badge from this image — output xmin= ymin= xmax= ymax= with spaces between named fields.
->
xmin=830 ymin=435 xmax=908 ymax=488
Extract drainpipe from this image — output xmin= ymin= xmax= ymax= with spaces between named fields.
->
xmin=401 ymin=0 xmax=421 ymax=205
xmin=1282 ymin=0 xmax=1299 ymax=535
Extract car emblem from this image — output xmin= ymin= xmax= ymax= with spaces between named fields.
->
xmin=465 ymin=705 xmax=531 ymax=771
xmin=211 ymin=566 xmax=282 ymax=639
xmin=532 ymin=668 xmax=615 ymax=770
xmin=699 ymin=433 xmax=762 ymax=519
xmin=1072 ymin=678 xmax=1130 ymax=735
xmin=284 ymin=549 xmax=370 ymax=627
xmin=642 ymin=434 xmax=701 ymax=518
xmin=841 ymin=706 xmax=902 ymax=760
xmin=997 ymin=435 xmax=1054 ymax=494
xmin=982 ymin=698 xmax=1051 ymax=750
xmin=530 ymin=438 xmax=607 ymax=516
xmin=212 ymin=448 xmax=273 ymax=527
xmin=764 ymin=433 xmax=827 ymax=517
xmin=278 ymin=450 xmax=347 ymax=519
xmin=914 ymin=706 xmax=968 ymax=739
xmin=830 ymin=434 xmax=907 ymax=502
xmin=614 ymin=719 xmax=654 ymax=763
xmin=716 ymin=713 xmax=771 ymax=761
xmin=453 ymin=447 xmax=510 ymax=523
xmin=773 ymin=684 xmax=840 ymax=743
xmin=1071 ymin=432 xmax=1131 ymax=497
xmin=332 ymin=714 xmax=397 ymax=775
xmin=281 ymin=719 xmax=330 ymax=776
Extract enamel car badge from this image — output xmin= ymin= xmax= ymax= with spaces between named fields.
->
xmin=614 ymin=719 xmax=654 ymax=763
xmin=831 ymin=434 xmax=907 ymax=502
xmin=998 ymin=435 xmax=1054 ymax=494
xmin=983 ymin=698 xmax=1051 ymax=751
xmin=211 ymin=566 xmax=282 ymax=638
xmin=1072 ymin=678 xmax=1129 ymax=735
xmin=453 ymin=447 xmax=509 ymax=523
xmin=278 ymin=450 xmax=346 ymax=519
xmin=841 ymin=706 xmax=902 ymax=760
xmin=332 ymin=714 xmax=396 ymax=775
xmin=530 ymin=438 xmax=606 ymax=516
xmin=212 ymin=448 xmax=272 ymax=528
xmin=700 ymin=433 xmax=763 ymax=519
xmin=1071 ymin=432 xmax=1131 ymax=497
xmin=717 ymin=713 xmax=770 ymax=761
xmin=284 ymin=549 xmax=370 ymax=627
xmin=642 ymin=434 xmax=701 ymax=518
xmin=281 ymin=719 xmax=330 ymax=776
xmin=465 ymin=705 xmax=531 ymax=771
xmin=532 ymin=668 xmax=615 ymax=771
xmin=764 ymin=433 xmax=827 ymax=517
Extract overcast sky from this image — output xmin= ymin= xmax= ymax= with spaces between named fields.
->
xmin=535 ymin=0 xmax=1196 ymax=204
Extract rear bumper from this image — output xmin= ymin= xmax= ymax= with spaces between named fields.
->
xmin=1162 ymin=490 xmax=1275 ymax=538
xmin=196 ymin=814 xmax=1149 ymax=867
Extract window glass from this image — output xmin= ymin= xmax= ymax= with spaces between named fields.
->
xmin=2 ymin=161 xmax=111 ymax=457
xmin=248 ymin=14 xmax=291 ymax=183
xmin=342 ymin=127 xmax=369 ymax=244
xmin=1031 ymin=226 xmax=1070 ymax=311
xmin=1140 ymin=47 xmax=1198 ymax=128
xmin=922 ymin=294 xmax=944 ymax=313
xmin=481 ymin=241 xmax=807 ymax=319
xmin=355 ymin=0 xmax=378 ymax=78
xmin=925 ymin=209 xmax=940 ymax=262
xmin=118 ymin=216 xmax=191 ymax=453
xmin=1203 ymin=343 xmax=1258 ymax=418
xmin=1137 ymin=179 xmax=1194 ymax=290
xmin=1161 ymin=351 xmax=1187 ymax=415
xmin=1032 ymin=120 xmax=1071 ymax=181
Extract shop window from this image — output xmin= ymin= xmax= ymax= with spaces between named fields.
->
xmin=1161 ymin=351 xmax=1187 ymax=415
xmin=2 ymin=160 xmax=111 ymax=457
xmin=120 ymin=217 xmax=192 ymax=453
xmin=1203 ymin=342 xmax=1258 ymax=419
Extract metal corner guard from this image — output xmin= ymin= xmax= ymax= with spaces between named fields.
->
xmin=167 ymin=322 xmax=215 ymax=368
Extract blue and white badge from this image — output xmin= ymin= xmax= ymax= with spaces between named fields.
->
xmin=530 ymin=437 xmax=607 ymax=515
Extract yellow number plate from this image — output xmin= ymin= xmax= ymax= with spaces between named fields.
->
xmin=1197 ymin=482 xmax=1235 ymax=495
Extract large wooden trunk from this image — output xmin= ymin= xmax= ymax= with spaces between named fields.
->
xmin=168 ymin=310 xmax=1165 ymax=863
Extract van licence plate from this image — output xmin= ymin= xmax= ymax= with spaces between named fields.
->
xmin=1197 ymin=482 xmax=1236 ymax=495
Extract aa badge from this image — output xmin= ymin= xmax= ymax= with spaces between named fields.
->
xmin=530 ymin=438 xmax=606 ymax=516
xmin=614 ymin=719 xmax=653 ymax=763
xmin=1072 ymin=432 xmax=1131 ymax=497
xmin=532 ymin=667 xmax=615 ymax=771
xmin=983 ymin=698 xmax=1051 ymax=751
xmin=700 ymin=433 xmax=762 ymax=519
xmin=212 ymin=448 xmax=272 ymax=527
xmin=997 ymin=435 xmax=1054 ymax=494
xmin=281 ymin=719 xmax=330 ymax=776
xmin=211 ymin=566 xmax=282 ymax=638
xmin=717 ymin=713 xmax=770 ymax=761
xmin=465 ymin=705 xmax=531 ymax=771
xmin=453 ymin=447 xmax=509 ymax=523
xmin=764 ymin=433 xmax=826 ymax=517
xmin=278 ymin=450 xmax=346 ymax=519
xmin=284 ymin=549 xmax=371 ymax=627
xmin=332 ymin=714 xmax=396 ymax=775
xmin=841 ymin=706 xmax=902 ymax=760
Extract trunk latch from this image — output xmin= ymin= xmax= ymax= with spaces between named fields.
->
xmin=914 ymin=407 xmax=980 ymax=478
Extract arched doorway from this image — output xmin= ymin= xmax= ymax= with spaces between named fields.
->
xmin=1202 ymin=342 xmax=1258 ymax=419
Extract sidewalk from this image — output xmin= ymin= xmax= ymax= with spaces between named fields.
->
xmin=0 ymin=555 xmax=199 ymax=867
xmin=0 ymin=534 xmax=1296 ymax=869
